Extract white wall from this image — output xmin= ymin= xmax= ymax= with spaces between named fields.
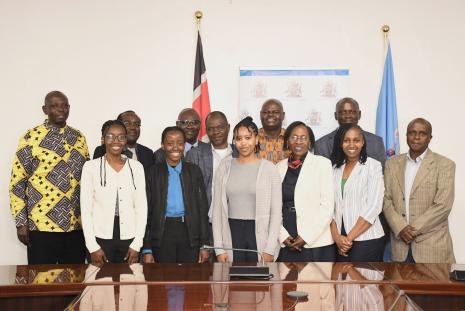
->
xmin=1 ymin=0 xmax=464 ymax=264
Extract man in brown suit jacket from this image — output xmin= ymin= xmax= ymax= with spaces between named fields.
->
xmin=383 ymin=118 xmax=455 ymax=263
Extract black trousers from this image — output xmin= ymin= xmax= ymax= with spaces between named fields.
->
xmin=94 ymin=217 xmax=134 ymax=263
xmin=152 ymin=217 xmax=199 ymax=263
xmin=337 ymin=220 xmax=384 ymax=262
xmin=336 ymin=237 xmax=385 ymax=262
xmin=278 ymin=244 xmax=337 ymax=262
xmin=228 ymin=219 xmax=258 ymax=262
xmin=27 ymin=230 xmax=86 ymax=264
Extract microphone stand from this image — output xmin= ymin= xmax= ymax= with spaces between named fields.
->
xmin=201 ymin=245 xmax=272 ymax=279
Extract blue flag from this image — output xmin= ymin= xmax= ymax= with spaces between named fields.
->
xmin=376 ymin=44 xmax=399 ymax=158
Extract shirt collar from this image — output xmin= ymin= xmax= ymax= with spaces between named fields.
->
xmin=167 ymin=160 xmax=183 ymax=174
xmin=185 ymin=140 xmax=199 ymax=149
xmin=212 ymin=144 xmax=233 ymax=154
xmin=258 ymin=128 xmax=285 ymax=139
xmin=43 ymin=119 xmax=68 ymax=131
xmin=407 ymin=148 xmax=428 ymax=163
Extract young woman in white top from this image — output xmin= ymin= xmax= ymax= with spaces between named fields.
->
xmin=330 ymin=123 xmax=385 ymax=262
xmin=81 ymin=120 xmax=147 ymax=264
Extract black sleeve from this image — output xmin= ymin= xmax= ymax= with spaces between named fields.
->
xmin=93 ymin=145 xmax=105 ymax=159
xmin=194 ymin=165 xmax=210 ymax=246
xmin=143 ymin=166 xmax=154 ymax=249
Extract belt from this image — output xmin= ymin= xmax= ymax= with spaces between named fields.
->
xmin=166 ymin=216 xmax=185 ymax=222
xmin=283 ymin=207 xmax=296 ymax=212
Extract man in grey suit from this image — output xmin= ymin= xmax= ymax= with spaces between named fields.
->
xmin=314 ymin=97 xmax=386 ymax=167
xmin=186 ymin=111 xmax=232 ymax=253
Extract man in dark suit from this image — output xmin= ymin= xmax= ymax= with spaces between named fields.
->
xmin=314 ymin=97 xmax=386 ymax=167
xmin=93 ymin=110 xmax=154 ymax=171
xmin=154 ymin=108 xmax=208 ymax=164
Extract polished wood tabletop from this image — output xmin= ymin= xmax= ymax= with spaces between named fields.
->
xmin=2 ymin=262 xmax=465 ymax=310
xmin=1 ymin=262 xmax=464 ymax=296
xmin=66 ymin=282 xmax=420 ymax=311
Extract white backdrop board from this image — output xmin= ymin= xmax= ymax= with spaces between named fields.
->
xmin=239 ymin=69 xmax=349 ymax=139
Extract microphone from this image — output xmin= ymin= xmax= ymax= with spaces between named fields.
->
xmin=201 ymin=245 xmax=272 ymax=279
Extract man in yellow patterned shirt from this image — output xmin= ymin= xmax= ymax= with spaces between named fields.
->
xmin=258 ymin=99 xmax=289 ymax=164
xmin=9 ymin=91 xmax=90 ymax=264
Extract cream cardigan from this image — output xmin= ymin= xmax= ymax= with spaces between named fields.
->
xmin=80 ymin=157 xmax=147 ymax=253
xmin=212 ymin=157 xmax=282 ymax=261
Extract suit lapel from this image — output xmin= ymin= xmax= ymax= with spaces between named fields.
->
xmin=394 ymin=154 xmax=407 ymax=197
xmin=410 ymin=150 xmax=434 ymax=195
xmin=327 ymin=130 xmax=336 ymax=155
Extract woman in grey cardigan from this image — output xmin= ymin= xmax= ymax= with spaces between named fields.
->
xmin=212 ymin=117 xmax=282 ymax=263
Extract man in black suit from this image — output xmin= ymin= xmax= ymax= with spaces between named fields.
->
xmin=314 ymin=97 xmax=386 ymax=167
xmin=93 ymin=110 xmax=154 ymax=171
xmin=154 ymin=108 xmax=208 ymax=164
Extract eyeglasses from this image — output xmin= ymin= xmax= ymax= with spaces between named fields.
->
xmin=104 ymin=134 xmax=127 ymax=142
xmin=123 ymin=121 xmax=141 ymax=128
xmin=289 ymin=135 xmax=309 ymax=143
xmin=176 ymin=120 xmax=201 ymax=127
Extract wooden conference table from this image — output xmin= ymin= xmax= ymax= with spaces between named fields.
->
xmin=0 ymin=262 xmax=464 ymax=310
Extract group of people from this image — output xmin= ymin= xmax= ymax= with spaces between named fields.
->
xmin=9 ymin=91 xmax=456 ymax=266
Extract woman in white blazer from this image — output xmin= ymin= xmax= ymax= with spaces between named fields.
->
xmin=81 ymin=120 xmax=147 ymax=264
xmin=212 ymin=117 xmax=282 ymax=263
xmin=276 ymin=121 xmax=336 ymax=262
xmin=330 ymin=124 xmax=384 ymax=262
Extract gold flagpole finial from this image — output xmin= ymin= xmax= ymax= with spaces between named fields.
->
xmin=195 ymin=11 xmax=203 ymax=31
xmin=381 ymin=24 xmax=390 ymax=43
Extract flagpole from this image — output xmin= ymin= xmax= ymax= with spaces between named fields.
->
xmin=195 ymin=10 xmax=203 ymax=32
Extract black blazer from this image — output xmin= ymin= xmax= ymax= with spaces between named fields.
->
xmin=93 ymin=143 xmax=155 ymax=172
xmin=143 ymin=160 xmax=209 ymax=249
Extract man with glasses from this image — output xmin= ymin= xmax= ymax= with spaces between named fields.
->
xmin=154 ymin=108 xmax=208 ymax=164
xmin=93 ymin=110 xmax=154 ymax=172
xmin=186 ymin=111 xmax=233 ymax=251
xmin=258 ymin=98 xmax=289 ymax=164
xmin=9 ymin=91 xmax=90 ymax=264
xmin=314 ymin=97 xmax=386 ymax=167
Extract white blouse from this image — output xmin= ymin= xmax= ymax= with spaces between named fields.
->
xmin=80 ymin=157 xmax=147 ymax=253
xmin=333 ymin=157 xmax=385 ymax=241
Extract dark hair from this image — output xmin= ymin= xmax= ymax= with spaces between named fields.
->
xmin=335 ymin=97 xmax=359 ymax=111
xmin=101 ymin=120 xmax=127 ymax=137
xmin=330 ymin=124 xmax=367 ymax=168
xmin=161 ymin=126 xmax=186 ymax=144
xmin=116 ymin=110 xmax=137 ymax=121
xmin=44 ymin=91 xmax=68 ymax=105
xmin=232 ymin=116 xmax=260 ymax=153
xmin=99 ymin=119 xmax=135 ymax=190
xmin=205 ymin=111 xmax=228 ymax=125
xmin=407 ymin=117 xmax=433 ymax=136
xmin=283 ymin=121 xmax=316 ymax=152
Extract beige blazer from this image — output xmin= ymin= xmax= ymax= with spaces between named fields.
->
xmin=276 ymin=154 xmax=334 ymax=248
xmin=383 ymin=149 xmax=455 ymax=263
xmin=212 ymin=157 xmax=282 ymax=261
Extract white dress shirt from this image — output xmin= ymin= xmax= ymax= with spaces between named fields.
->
xmin=404 ymin=149 xmax=428 ymax=224
xmin=80 ymin=157 xmax=148 ymax=253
